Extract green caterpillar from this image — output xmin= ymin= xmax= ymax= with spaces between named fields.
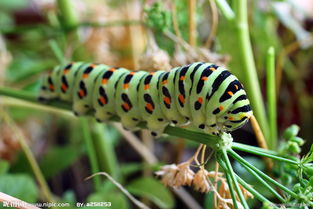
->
xmin=39 ymin=62 xmax=253 ymax=136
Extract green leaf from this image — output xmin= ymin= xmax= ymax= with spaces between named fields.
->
xmin=0 ymin=161 xmax=9 ymax=175
xmin=0 ymin=174 xmax=37 ymax=203
xmin=40 ymin=146 xmax=82 ymax=178
xmin=126 ymin=177 xmax=174 ymax=209
xmin=0 ymin=0 xmax=27 ymax=10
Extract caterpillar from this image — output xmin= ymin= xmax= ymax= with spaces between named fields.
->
xmin=39 ymin=62 xmax=253 ymax=136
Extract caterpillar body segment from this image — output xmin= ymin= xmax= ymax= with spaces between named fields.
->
xmin=139 ymin=71 xmax=168 ymax=136
xmin=39 ymin=62 xmax=253 ymax=136
xmin=115 ymin=70 xmax=148 ymax=131
xmin=93 ymin=66 xmax=129 ymax=122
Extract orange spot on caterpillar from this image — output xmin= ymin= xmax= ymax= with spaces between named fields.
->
xmin=130 ymin=72 xmax=136 ymax=75
xmin=49 ymin=84 xmax=54 ymax=91
xmin=228 ymin=117 xmax=233 ymax=120
xmin=109 ymin=67 xmax=116 ymax=72
xmin=201 ymin=76 xmax=208 ymax=81
xmin=235 ymin=85 xmax=239 ymax=90
xmin=122 ymin=103 xmax=130 ymax=111
xmin=149 ymin=72 xmax=155 ymax=75
xmin=102 ymin=79 xmax=108 ymax=84
xmin=145 ymin=103 xmax=154 ymax=112
xmin=123 ymin=83 xmax=129 ymax=89
xmin=90 ymin=64 xmax=97 ymax=68
xmin=61 ymin=83 xmax=68 ymax=92
xmin=144 ymin=84 xmax=150 ymax=90
xmin=219 ymin=106 xmax=224 ymax=111
xmin=197 ymin=97 xmax=203 ymax=104
xmin=82 ymin=73 xmax=89 ymax=79
xmin=180 ymin=76 xmax=185 ymax=80
xmin=99 ymin=96 xmax=106 ymax=105
xmin=79 ymin=90 xmax=85 ymax=97
xmin=179 ymin=94 xmax=185 ymax=104
xmin=63 ymin=69 xmax=70 ymax=75
xmin=163 ymin=96 xmax=171 ymax=104
xmin=162 ymin=80 xmax=168 ymax=85
xmin=209 ymin=67 xmax=216 ymax=71
xmin=227 ymin=91 xmax=233 ymax=96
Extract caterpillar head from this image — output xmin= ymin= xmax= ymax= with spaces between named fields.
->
xmin=218 ymin=101 xmax=253 ymax=133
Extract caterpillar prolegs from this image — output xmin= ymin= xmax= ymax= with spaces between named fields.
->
xmin=39 ymin=62 xmax=253 ymax=136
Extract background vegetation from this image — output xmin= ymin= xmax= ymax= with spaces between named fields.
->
xmin=0 ymin=0 xmax=313 ymax=208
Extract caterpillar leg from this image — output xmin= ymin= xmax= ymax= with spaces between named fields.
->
xmin=145 ymin=119 xmax=169 ymax=137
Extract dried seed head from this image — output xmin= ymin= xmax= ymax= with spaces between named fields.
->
xmin=155 ymin=162 xmax=195 ymax=187
xmin=155 ymin=164 xmax=178 ymax=187
xmin=174 ymin=162 xmax=195 ymax=187
xmin=193 ymin=168 xmax=211 ymax=193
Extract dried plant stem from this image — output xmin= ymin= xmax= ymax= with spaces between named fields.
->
xmin=190 ymin=144 xmax=204 ymax=165
xmin=205 ymin=0 xmax=219 ymax=48
xmin=114 ymin=123 xmax=158 ymax=164
xmin=171 ymin=1 xmax=182 ymax=39
xmin=276 ymin=32 xmax=313 ymax=95
xmin=2 ymin=113 xmax=55 ymax=206
xmin=214 ymin=162 xmax=220 ymax=208
xmin=86 ymin=172 xmax=150 ymax=209
xmin=250 ymin=115 xmax=273 ymax=170
xmin=250 ymin=115 xmax=268 ymax=150
xmin=201 ymin=145 xmax=207 ymax=164
xmin=125 ymin=0 xmax=140 ymax=69
xmin=188 ymin=0 xmax=197 ymax=46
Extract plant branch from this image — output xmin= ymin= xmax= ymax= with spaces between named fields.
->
xmin=228 ymin=149 xmax=298 ymax=199
xmin=266 ymin=47 xmax=277 ymax=148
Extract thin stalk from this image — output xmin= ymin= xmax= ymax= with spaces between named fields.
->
xmin=235 ymin=174 xmax=274 ymax=205
xmin=221 ymin=150 xmax=249 ymax=209
xmin=2 ymin=113 xmax=55 ymax=205
xmin=234 ymin=155 xmax=285 ymax=202
xmin=232 ymin=142 xmax=278 ymax=155
xmin=266 ymin=47 xmax=277 ymax=148
xmin=48 ymin=39 xmax=65 ymax=64
xmin=232 ymin=143 xmax=298 ymax=165
xmin=217 ymin=157 xmax=239 ymax=209
xmin=188 ymin=0 xmax=197 ymax=46
xmin=228 ymin=149 xmax=298 ymax=199
xmin=171 ymin=0 xmax=183 ymax=39
xmin=93 ymin=123 xmax=119 ymax=179
xmin=215 ymin=0 xmax=235 ymax=21
xmin=80 ymin=118 xmax=101 ymax=191
xmin=233 ymin=0 xmax=269 ymax=145
xmin=205 ymin=0 xmax=219 ymax=48
xmin=56 ymin=0 xmax=79 ymax=30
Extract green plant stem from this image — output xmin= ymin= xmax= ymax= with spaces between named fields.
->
xmin=233 ymin=0 xmax=269 ymax=146
xmin=217 ymin=157 xmax=239 ymax=209
xmin=232 ymin=143 xmax=298 ymax=165
xmin=235 ymin=174 xmax=274 ymax=206
xmin=93 ymin=123 xmax=119 ymax=179
xmin=56 ymin=0 xmax=79 ymax=30
xmin=80 ymin=118 xmax=101 ymax=191
xmin=228 ymin=149 xmax=298 ymax=199
xmin=266 ymin=47 xmax=277 ymax=149
xmin=234 ymin=154 xmax=285 ymax=202
xmin=3 ymin=113 xmax=55 ymax=206
xmin=215 ymin=0 xmax=235 ymax=20
xmin=221 ymin=150 xmax=249 ymax=209
xmin=48 ymin=40 xmax=65 ymax=64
